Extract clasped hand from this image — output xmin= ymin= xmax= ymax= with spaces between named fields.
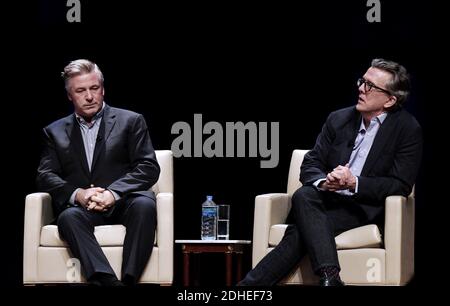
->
xmin=321 ymin=164 xmax=356 ymax=192
xmin=75 ymin=187 xmax=116 ymax=212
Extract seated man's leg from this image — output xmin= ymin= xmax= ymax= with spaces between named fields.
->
xmin=238 ymin=225 xmax=306 ymax=286
xmin=57 ymin=207 xmax=116 ymax=280
xmin=116 ymin=194 xmax=157 ymax=285
xmin=291 ymin=186 xmax=339 ymax=274
xmin=292 ymin=186 xmax=368 ymax=285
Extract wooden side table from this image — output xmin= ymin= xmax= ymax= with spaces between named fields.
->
xmin=175 ymin=240 xmax=251 ymax=286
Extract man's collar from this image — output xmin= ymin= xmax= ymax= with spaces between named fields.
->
xmin=359 ymin=112 xmax=388 ymax=132
xmin=377 ymin=112 xmax=388 ymax=124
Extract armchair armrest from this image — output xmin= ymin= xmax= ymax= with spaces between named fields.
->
xmin=252 ymin=193 xmax=290 ymax=267
xmin=23 ymin=192 xmax=54 ymax=283
xmin=384 ymin=194 xmax=415 ymax=285
xmin=156 ymin=192 xmax=173 ymax=283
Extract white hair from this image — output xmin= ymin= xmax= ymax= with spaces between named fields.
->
xmin=61 ymin=59 xmax=104 ymax=91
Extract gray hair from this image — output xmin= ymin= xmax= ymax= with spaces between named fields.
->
xmin=61 ymin=59 xmax=104 ymax=91
xmin=371 ymin=58 xmax=410 ymax=109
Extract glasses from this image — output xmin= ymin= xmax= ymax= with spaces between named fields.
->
xmin=357 ymin=78 xmax=391 ymax=95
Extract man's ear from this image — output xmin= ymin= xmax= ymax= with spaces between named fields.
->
xmin=384 ymin=95 xmax=397 ymax=109
xmin=67 ymin=92 xmax=73 ymax=101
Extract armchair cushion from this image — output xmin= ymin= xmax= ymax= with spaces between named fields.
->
xmin=268 ymin=224 xmax=289 ymax=247
xmin=41 ymin=225 xmax=125 ymax=247
xmin=268 ymin=224 xmax=381 ymax=249
xmin=334 ymin=224 xmax=381 ymax=249
xmin=40 ymin=225 xmax=157 ymax=247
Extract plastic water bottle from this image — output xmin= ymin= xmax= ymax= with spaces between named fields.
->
xmin=201 ymin=195 xmax=217 ymax=240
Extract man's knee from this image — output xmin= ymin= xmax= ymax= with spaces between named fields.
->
xmin=291 ymin=186 xmax=321 ymax=215
xmin=283 ymin=225 xmax=301 ymax=244
xmin=57 ymin=207 xmax=86 ymax=228
xmin=57 ymin=207 xmax=90 ymax=239
xmin=129 ymin=196 xmax=156 ymax=220
xmin=292 ymin=186 xmax=318 ymax=206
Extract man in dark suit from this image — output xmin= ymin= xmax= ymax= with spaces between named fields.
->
xmin=37 ymin=59 xmax=160 ymax=286
xmin=239 ymin=58 xmax=423 ymax=286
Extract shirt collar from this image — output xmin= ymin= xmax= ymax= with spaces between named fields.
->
xmin=377 ymin=112 xmax=388 ymax=124
xmin=359 ymin=112 xmax=388 ymax=132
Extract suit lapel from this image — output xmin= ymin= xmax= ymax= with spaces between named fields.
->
xmin=66 ymin=115 xmax=90 ymax=177
xmin=339 ymin=110 xmax=362 ymax=165
xmin=91 ymin=105 xmax=116 ymax=173
xmin=361 ymin=111 xmax=396 ymax=175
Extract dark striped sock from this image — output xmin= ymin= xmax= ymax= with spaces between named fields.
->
xmin=319 ymin=266 xmax=340 ymax=279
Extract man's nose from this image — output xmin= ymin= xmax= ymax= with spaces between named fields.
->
xmin=86 ymin=90 xmax=93 ymax=101
xmin=358 ymin=84 xmax=366 ymax=94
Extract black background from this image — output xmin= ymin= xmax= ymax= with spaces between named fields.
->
xmin=3 ymin=0 xmax=442 ymax=301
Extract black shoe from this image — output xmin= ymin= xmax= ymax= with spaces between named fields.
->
xmin=319 ymin=274 xmax=345 ymax=286
xmin=88 ymin=273 xmax=125 ymax=287
xmin=236 ymin=280 xmax=248 ymax=286
xmin=122 ymin=274 xmax=136 ymax=286
xmin=109 ymin=279 xmax=125 ymax=286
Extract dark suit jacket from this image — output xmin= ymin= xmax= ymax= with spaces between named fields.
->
xmin=300 ymin=106 xmax=423 ymax=221
xmin=37 ymin=104 xmax=161 ymax=216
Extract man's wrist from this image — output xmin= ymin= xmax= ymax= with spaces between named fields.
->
xmin=75 ymin=188 xmax=84 ymax=205
xmin=70 ymin=188 xmax=80 ymax=205
xmin=107 ymin=189 xmax=120 ymax=201
xmin=348 ymin=176 xmax=357 ymax=192
xmin=313 ymin=178 xmax=327 ymax=191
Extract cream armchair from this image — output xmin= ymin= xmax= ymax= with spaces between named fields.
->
xmin=252 ymin=150 xmax=414 ymax=285
xmin=23 ymin=150 xmax=174 ymax=285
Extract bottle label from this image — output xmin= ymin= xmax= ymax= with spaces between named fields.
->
xmin=201 ymin=206 xmax=218 ymax=240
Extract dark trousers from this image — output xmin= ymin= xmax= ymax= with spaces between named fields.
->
xmin=240 ymin=186 xmax=370 ymax=286
xmin=57 ymin=194 xmax=157 ymax=283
